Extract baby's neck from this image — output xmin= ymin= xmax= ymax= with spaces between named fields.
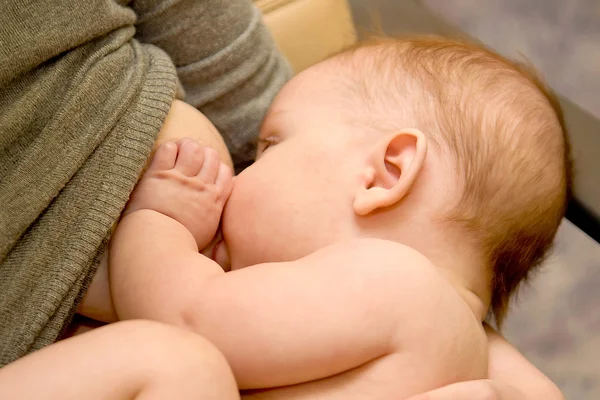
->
xmin=358 ymin=213 xmax=490 ymax=321
xmin=389 ymin=227 xmax=490 ymax=321
xmin=390 ymin=238 xmax=490 ymax=321
xmin=415 ymin=239 xmax=490 ymax=322
xmin=436 ymin=267 xmax=489 ymax=322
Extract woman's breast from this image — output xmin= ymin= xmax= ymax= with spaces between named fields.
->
xmin=153 ymin=99 xmax=233 ymax=168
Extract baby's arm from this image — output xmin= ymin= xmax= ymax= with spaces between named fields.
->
xmin=77 ymin=100 xmax=233 ymax=323
xmin=112 ymin=236 xmax=423 ymax=390
xmin=110 ymin=138 xmax=232 ymax=325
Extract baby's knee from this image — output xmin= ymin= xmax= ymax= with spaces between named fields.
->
xmin=107 ymin=320 xmax=238 ymax=398
xmin=113 ymin=319 xmax=229 ymax=367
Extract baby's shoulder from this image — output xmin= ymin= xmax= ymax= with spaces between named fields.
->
xmin=317 ymin=238 xmax=447 ymax=291
xmin=319 ymin=239 xmax=487 ymax=377
xmin=313 ymin=238 xmax=471 ymax=319
xmin=316 ymin=238 xmax=433 ymax=272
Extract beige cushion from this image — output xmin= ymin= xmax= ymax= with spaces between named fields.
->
xmin=255 ymin=0 xmax=357 ymax=73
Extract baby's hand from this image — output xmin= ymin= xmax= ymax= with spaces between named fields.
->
xmin=125 ymin=138 xmax=233 ymax=250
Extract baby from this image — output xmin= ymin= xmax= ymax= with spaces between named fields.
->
xmin=0 ymin=37 xmax=570 ymax=400
xmin=109 ymin=36 xmax=571 ymax=398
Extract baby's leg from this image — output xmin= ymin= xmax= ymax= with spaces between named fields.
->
xmin=0 ymin=320 xmax=239 ymax=400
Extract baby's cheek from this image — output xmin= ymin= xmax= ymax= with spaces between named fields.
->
xmin=223 ymin=204 xmax=266 ymax=267
xmin=221 ymin=192 xmax=248 ymax=265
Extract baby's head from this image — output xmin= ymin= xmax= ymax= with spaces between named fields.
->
xmin=222 ymin=36 xmax=571 ymax=324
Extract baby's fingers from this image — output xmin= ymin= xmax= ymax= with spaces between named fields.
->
xmin=175 ymin=138 xmax=204 ymax=176
xmin=197 ymin=147 xmax=220 ymax=183
xmin=148 ymin=142 xmax=177 ymax=171
xmin=215 ymin=163 xmax=233 ymax=201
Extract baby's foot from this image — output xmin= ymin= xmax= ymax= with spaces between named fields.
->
xmin=125 ymin=138 xmax=233 ymax=250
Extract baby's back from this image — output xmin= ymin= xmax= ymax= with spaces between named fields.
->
xmin=243 ymin=239 xmax=488 ymax=399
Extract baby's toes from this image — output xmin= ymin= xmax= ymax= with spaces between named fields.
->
xmin=175 ymin=138 xmax=205 ymax=176
xmin=148 ymin=141 xmax=177 ymax=171
xmin=197 ymin=146 xmax=221 ymax=183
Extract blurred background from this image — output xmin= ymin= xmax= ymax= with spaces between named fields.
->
xmin=347 ymin=1 xmax=600 ymax=399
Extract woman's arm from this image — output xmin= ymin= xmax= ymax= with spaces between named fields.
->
xmin=406 ymin=324 xmax=564 ymax=400
xmin=484 ymin=324 xmax=564 ymax=400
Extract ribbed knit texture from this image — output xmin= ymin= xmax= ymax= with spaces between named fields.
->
xmin=0 ymin=0 xmax=291 ymax=366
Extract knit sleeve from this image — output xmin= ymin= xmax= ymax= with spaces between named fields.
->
xmin=0 ymin=0 xmax=178 ymax=365
xmin=130 ymin=0 xmax=292 ymax=167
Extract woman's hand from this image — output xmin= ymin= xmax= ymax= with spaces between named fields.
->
xmin=405 ymin=379 xmax=526 ymax=400
xmin=407 ymin=324 xmax=564 ymax=400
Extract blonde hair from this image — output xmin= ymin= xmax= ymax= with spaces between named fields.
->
xmin=334 ymin=36 xmax=572 ymax=326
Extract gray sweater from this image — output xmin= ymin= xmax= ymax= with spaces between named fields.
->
xmin=0 ymin=0 xmax=291 ymax=366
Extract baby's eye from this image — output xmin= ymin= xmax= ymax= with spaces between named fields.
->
xmin=258 ymin=136 xmax=280 ymax=153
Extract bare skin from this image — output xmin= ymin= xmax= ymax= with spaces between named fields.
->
xmin=0 ymin=320 xmax=239 ymax=400
xmin=110 ymin=139 xmax=488 ymax=398
xmin=77 ymin=97 xmax=563 ymax=400
xmin=76 ymin=99 xmax=232 ymax=324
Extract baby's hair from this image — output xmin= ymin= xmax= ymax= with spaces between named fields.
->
xmin=331 ymin=36 xmax=572 ymax=326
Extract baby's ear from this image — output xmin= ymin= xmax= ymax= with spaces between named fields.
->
xmin=353 ymin=129 xmax=427 ymax=216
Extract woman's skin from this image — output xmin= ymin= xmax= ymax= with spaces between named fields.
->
xmin=76 ymin=99 xmax=564 ymax=400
